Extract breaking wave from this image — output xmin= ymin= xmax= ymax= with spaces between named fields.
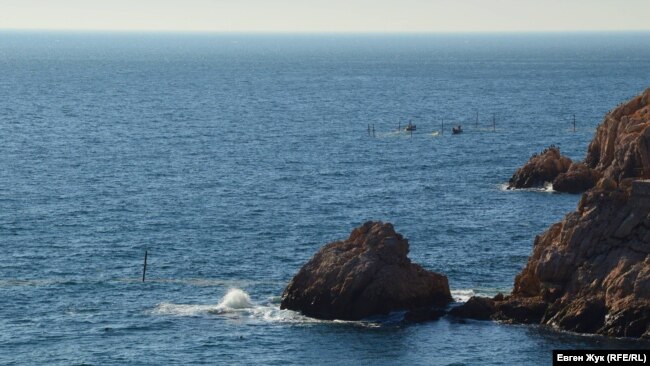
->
xmin=451 ymin=289 xmax=475 ymax=302
xmin=499 ymin=182 xmax=556 ymax=193
xmin=151 ymin=288 xmax=380 ymax=327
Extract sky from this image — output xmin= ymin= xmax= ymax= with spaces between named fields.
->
xmin=1 ymin=0 xmax=649 ymax=33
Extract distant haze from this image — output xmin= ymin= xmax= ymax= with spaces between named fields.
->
xmin=1 ymin=0 xmax=649 ymax=33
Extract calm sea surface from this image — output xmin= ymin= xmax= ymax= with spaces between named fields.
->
xmin=2 ymin=32 xmax=650 ymax=365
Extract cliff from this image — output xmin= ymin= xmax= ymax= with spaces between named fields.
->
xmin=458 ymin=88 xmax=650 ymax=338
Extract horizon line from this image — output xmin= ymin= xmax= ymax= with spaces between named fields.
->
xmin=2 ymin=28 xmax=650 ymax=36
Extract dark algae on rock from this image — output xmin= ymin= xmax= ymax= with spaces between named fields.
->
xmin=280 ymin=221 xmax=452 ymax=320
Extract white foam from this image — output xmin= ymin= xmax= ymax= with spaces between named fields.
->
xmin=543 ymin=181 xmax=555 ymax=192
xmin=217 ymin=288 xmax=253 ymax=310
xmin=153 ymin=302 xmax=218 ymax=316
xmin=151 ymin=288 xmax=380 ymax=326
xmin=451 ymin=289 xmax=475 ymax=302
xmin=499 ymin=182 xmax=556 ymax=193
xmin=452 ymin=288 xmax=510 ymax=302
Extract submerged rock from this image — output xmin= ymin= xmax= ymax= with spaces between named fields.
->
xmin=404 ymin=308 xmax=446 ymax=323
xmin=280 ymin=221 xmax=452 ymax=320
xmin=449 ymin=296 xmax=496 ymax=320
xmin=508 ymin=146 xmax=572 ymax=189
xmin=496 ymin=88 xmax=650 ymax=338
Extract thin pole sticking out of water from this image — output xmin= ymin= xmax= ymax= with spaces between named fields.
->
xmin=142 ymin=250 xmax=148 ymax=282
xmin=441 ymin=119 xmax=444 ymax=135
xmin=372 ymin=124 xmax=375 ymax=138
xmin=367 ymin=124 xmax=370 ymax=136
xmin=573 ymin=114 xmax=576 ymax=132
xmin=398 ymin=121 xmax=401 ymax=132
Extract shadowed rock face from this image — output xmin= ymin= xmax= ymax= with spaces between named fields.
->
xmin=280 ymin=221 xmax=452 ymax=320
xmin=552 ymin=162 xmax=602 ymax=194
xmin=456 ymin=88 xmax=650 ymax=338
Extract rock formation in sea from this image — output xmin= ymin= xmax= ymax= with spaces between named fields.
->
xmin=507 ymin=146 xmax=572 ymax=189
xmin=455 ymin=88 xmax=650 ymax=338
xmin=280 ymin=221 xmax=452 ymax=320
xmin=510 ymin=89 xmax=650 ymax=194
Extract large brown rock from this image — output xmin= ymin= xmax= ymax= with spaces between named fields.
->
xmin=508 ymin=146 xmax=572 ymax=189
xmin=496 ymin=88 xmax=650 ymax=338
xmin=280 ymin=221 xmax=452 ymax=320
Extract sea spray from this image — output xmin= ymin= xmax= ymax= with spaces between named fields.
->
xmin=153 ymin=288 xmax=253 ymax=316
xmin=151 ymin=289 xmax=365 ymax=325
xmin=216 ymin=288 xmax=253 ymax=310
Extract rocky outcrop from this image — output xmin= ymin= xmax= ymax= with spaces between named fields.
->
xmin=467 ymin=88 xmax=650 ymax=338
xmin=280 ymin=221 xmax=452 ymax=320
xmin=509 ymin=88 xmax=650 ymax=194
xmin=508 ymin=146 xmax=572 ymax=189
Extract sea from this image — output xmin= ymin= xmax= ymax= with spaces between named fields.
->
xmin=1 ymin=31 xmax=650 ymax=365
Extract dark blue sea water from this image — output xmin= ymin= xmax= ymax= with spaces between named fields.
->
xmin=2 ymin=32 xmax=650 ymax=365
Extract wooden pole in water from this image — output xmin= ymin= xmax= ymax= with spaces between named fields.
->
xmin=142 ymin=250 xmax=148 ymax=282
xmin=367 ymin=124 xmax=370 ymax=136
xmin=398 ymin=121 xmax=401 ymax=132
xmin=372 ymin=124 xmax=375 ymax=138
xmin=441 ymin=119 xmax=444 ymax=135
xmin=573 ymin=114 xmax=576 ymax=132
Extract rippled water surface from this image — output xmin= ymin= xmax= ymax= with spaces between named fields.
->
xmin=2 ymin=32 xmax=650 ymax=365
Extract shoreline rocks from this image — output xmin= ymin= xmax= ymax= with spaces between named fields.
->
xmin=456 ymin=88 xmax=650 ymax=339
xmin=280 ymin=221 xmax=452 ymax=320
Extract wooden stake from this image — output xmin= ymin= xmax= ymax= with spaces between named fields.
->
xmin=142 ymin=250 xmax=148 ymax=282
xmin=573 ymin=114 xmax=576 ymax=132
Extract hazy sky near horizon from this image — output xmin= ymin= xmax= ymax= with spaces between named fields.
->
xmin=2 ymin=0 xmax=649 ymax=33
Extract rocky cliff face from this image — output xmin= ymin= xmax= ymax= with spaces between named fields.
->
xmin=457 ymin=88 xmax=650 ymax=338
xmin=508 ymin=183 xmax=650 ymax=337
xmin=281 ymin=221 xmax=452 ymax=320
xmin=585 ymin=89 xmax=650 ymax=184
